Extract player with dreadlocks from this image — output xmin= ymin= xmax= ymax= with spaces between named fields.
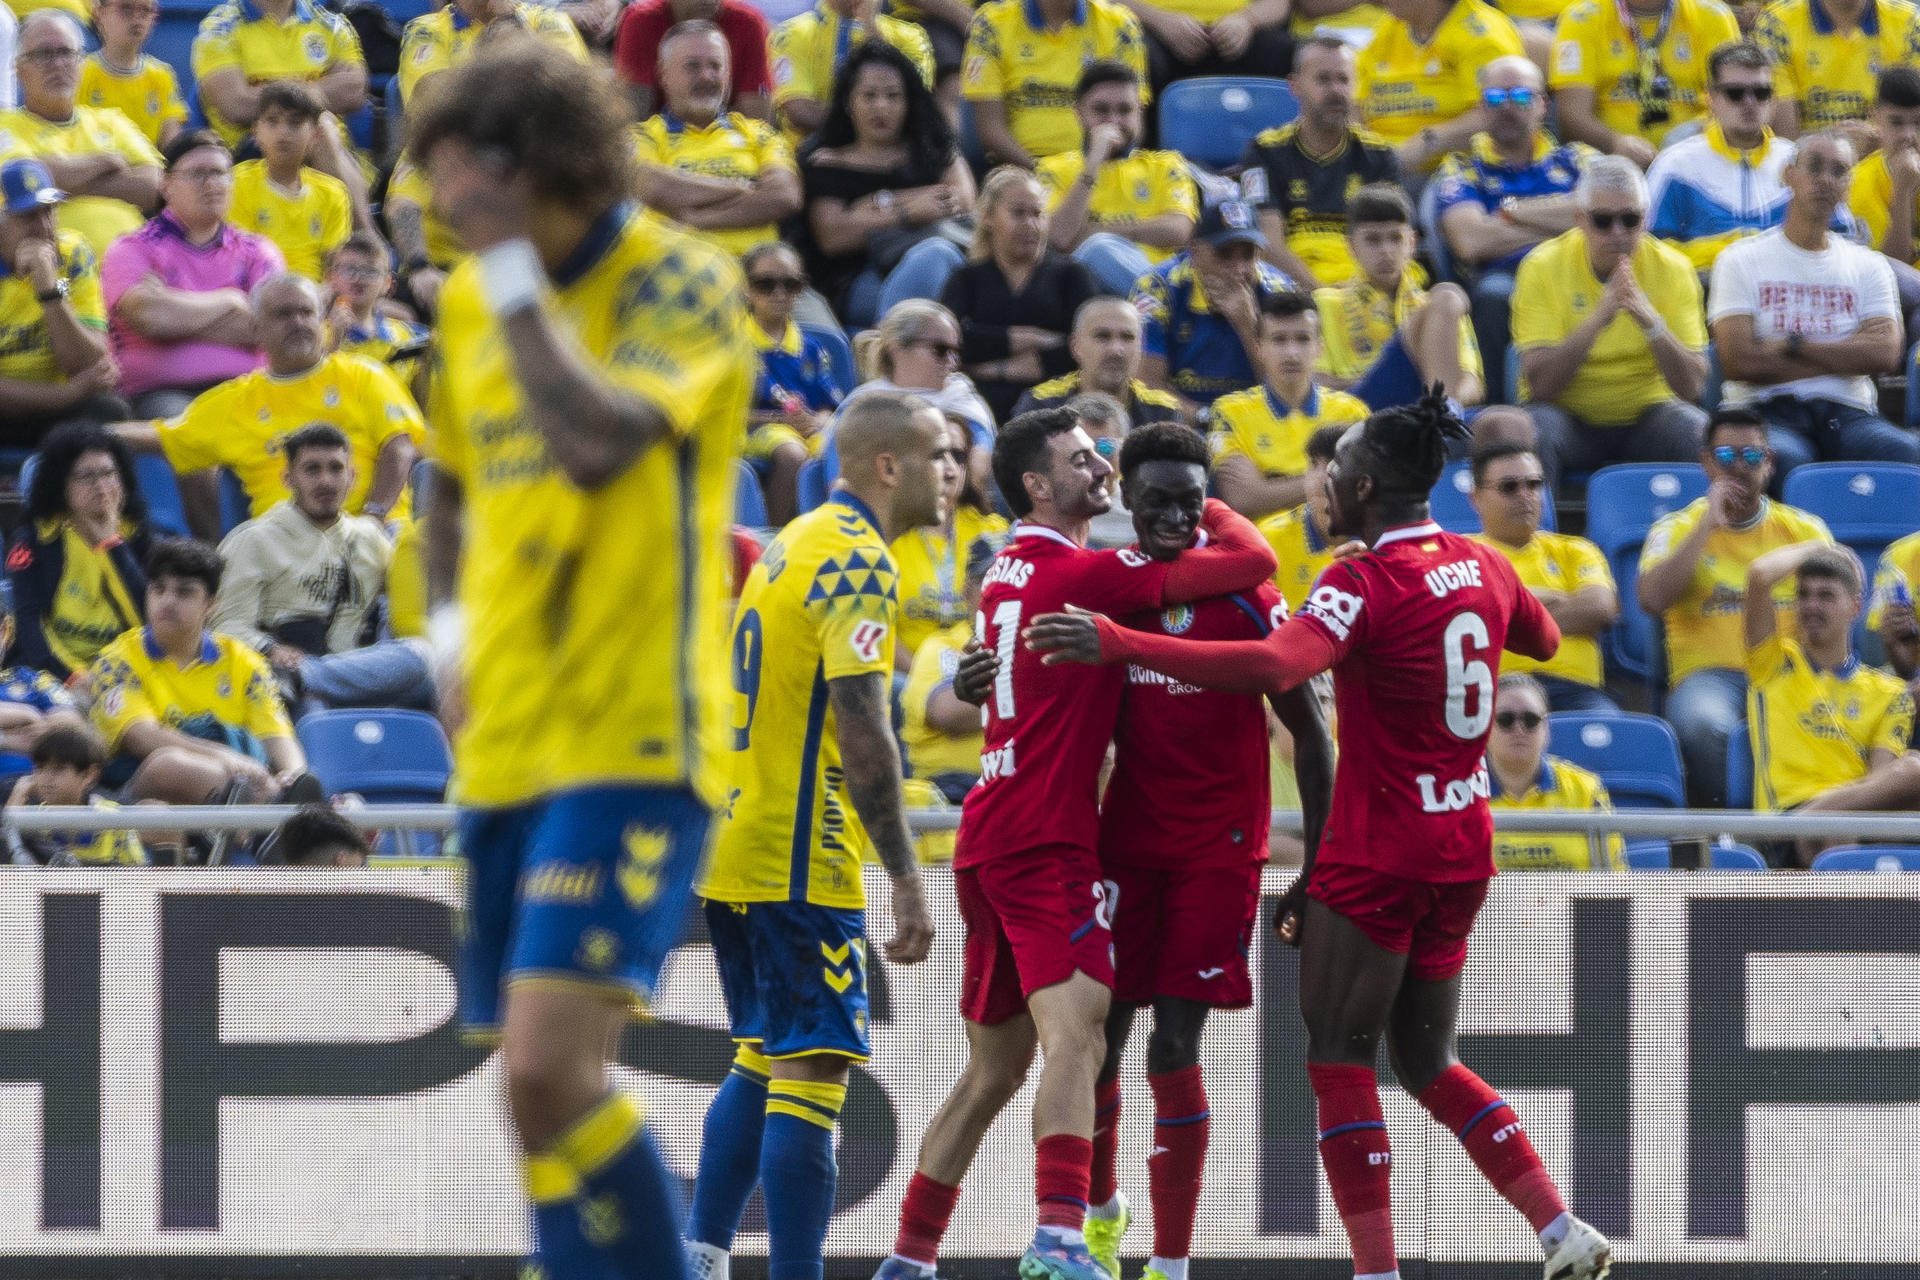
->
xmin=1025 ymin=388 xmax=1612 ymax=1280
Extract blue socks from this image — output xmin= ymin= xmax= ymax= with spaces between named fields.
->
xmin=688 ymin=1043 xmax=772 ymax=1249
xmin=544 ymin=1092 xmax=688 ymax=1280
xmin=761 ymin=1078 xmax=847 ymax=1280
xmin=524 ymin=1153 xmax=620 ymax=1280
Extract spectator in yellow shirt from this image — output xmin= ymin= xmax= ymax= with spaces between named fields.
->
xmin=226 ymin=83 xmax=350 ymax=280
xmin=396 ymin=0 xmax=589 ymax=106
xmin=382 ymin=157 xmax=461 ymax=321
xmin=1754 ymin=0 xmax=1920 ymax=145
xmin=1314 ymin=182 xmax=1483 ymax=410
xmin=1208 ymin=291 xmax=1369 ymax=519
xmin=1255 ymin=422 xmax=1344 ymax=612
xmin=772 ymin=0 xmax=936 ymax=140
xmin=1848 ymin=65 xmax=1920 ymax=266
xmin=891 ymin=423 xmax=1006 ymax=670
xmin=1513 ymin=155 xmax=1708 ymax=487
xmin=1357 ymin=0 xmax=1525 ymax=171
xmin=961 ymin=0 xmax=1148 ymax=166
xmin=1113 ymin=0 xmax=1292 ymax=91
xmin=1468 ymin=442 xmax=1620 ymax=711
xmin=633 ymin=20 xmax=802 ymax=258
xmin=1485 ymin=673 xmax=1626 ymax=872
xmin=79 ymin=0 xmax=187 ymax=149
xmin=1637 ymin=406 xmax=1833 ymax=805
xmin=0 ymin=12 xmax=162 ymax=257
xmin=1549 ymin=0 xmax=1741 ymax=166
xmin=324 ymin=231 xmax=428 ymax=398
xmin=1037 ymin=60 xmax=1196 ymax=296
xmin=1744 ymin=539 xmax=1920 ymax=863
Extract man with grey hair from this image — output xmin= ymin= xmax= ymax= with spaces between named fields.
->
xmin=1433 ymin=53 xmax=1594 ymax=403
xmin=1512 ymin=152 xmax=1709 ymax=483
xmin=0 ymin=10 xmax=162 ymax=258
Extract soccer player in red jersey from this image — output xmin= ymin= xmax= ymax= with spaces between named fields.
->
xmin=874 ymin=407 xmax=1277 ymax=1280
xmin=1026 ymin=391 xmax=1613 ymax=1280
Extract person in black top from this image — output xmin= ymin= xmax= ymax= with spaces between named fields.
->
xmin=794 ymin=41 xmax=976 ymax=325
xmin=938 ymin=166 xmax=1098 ymax=422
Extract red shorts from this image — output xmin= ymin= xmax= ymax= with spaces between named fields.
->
xmin=1307 ymin=860 xmax=1490 ymax=981
xmin=1109 ymin=861 xmax=1261 ymax=1008
xmin=955 ymin=845 xmax=1115 ymax=1026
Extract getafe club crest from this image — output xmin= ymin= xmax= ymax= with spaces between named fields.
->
xmin=1161 ymin=603 xmax=1194 ymax=634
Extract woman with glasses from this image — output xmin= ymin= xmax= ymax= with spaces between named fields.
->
xmin=742 ymin=242 xmax=850 ymax=524
xmin=794 ymin=41 xmax=976 ymax=326
xmin=1484 ymin=674 xmax=1626 ymax=872
xmin=7 ymin=422 xmax=151 ymax=684
xmin=834 ymin=299 xmax=996 ymax=497
xmin=79 ymin=0 xmax=187 ymax=148
xmin=937 ymin=166 xmax=1097 ymax=423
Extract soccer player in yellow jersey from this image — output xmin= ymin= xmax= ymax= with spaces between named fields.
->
xmin=1755 ymin=0 xmax=1920 ymax=140
xmin=1255 ymin=423 xmax=1344 ymax=612
xmin=632 ymin=21 xmax=802 ymax=258
xmin=1209 ymin=291 xmax=1369 ymax=519
xmin=410 ymin=42 xmax=754 ymax=1280
xmin=1485 ymin=675 xmax=1626 ymax=872
xmin=396 ymin=0 xmax=589 ymax=106
xmin=1744 ymin=541 xmax=1920 ymax=864
xmin=80 ymin=0 xmax=187 ymax=149
xmin=1638 ymin=407 xmax=1832 ymax=806
xmin=226 ymin=83 xmax=352 ymax=279
xmin=689 ymin=391 xmax=950 ymax=1280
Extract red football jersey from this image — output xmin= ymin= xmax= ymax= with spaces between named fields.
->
xmin=1293 ymin=522 xmax=1553 ymax=883
xmin=1099 ymin=585 xmax=1285 ymax=870
xmin=954 ymin=524 xmax=1175 ymax=867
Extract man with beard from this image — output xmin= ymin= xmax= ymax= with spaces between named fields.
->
xmin=1038 ymin=61 xmax=1197 ymax=297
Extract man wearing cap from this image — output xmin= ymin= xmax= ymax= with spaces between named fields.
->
xmin=0 ymin=11 xmax=163 ymax=259
xmin=1131 ymin=194 xmax=1293 ymax=418
xmin=0 ymin=157 xmax=125 ymax=446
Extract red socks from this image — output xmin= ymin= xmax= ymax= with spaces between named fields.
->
xmin=1147 ymin=1065 xmax=1209 ymax=1261
xmin=1090 ymin=1077 xmax=1122 ymax=1209
xmin=1417 ymin=1064 xmax=1567 ymax=1233
xmin=894 ymin=1171 xmax=961 ymax=1265
xmin=1308 ymin=1062 xmax=1397 ymax=1277
xmin=1036 ymin=1134 xmax=1093 ymax=1230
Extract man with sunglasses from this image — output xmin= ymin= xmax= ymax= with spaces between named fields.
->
xmin=1468 ymin=442 xmax=1620 ymax=712
xmin=1513 ymin=155 xmax=1707 ymax=486
xmin=1638 ymin=406 xmax=1833 ymax=807
xmin=1646 ymin=41 xmax=1799 ymax=272
xmin=1484 ymin=674 xmax=1627 ymax=871
xmin=1708 ymin=128 xmax=1916 ymax=483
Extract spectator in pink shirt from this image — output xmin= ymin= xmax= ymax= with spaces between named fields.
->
xmin=614 ymin=0 xmax=772 ymax=120
xmin=101 ymin=129 xmax=282 ymax=419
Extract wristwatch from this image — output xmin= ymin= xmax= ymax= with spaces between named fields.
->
xmin=35 ymin=279 xmax=68 ymax=305
xmin=1784 ymin=332 xmax=1806 ymax=359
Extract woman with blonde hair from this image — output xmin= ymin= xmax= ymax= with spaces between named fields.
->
xmin=832 ymin=299 xmax=996 ymax=496
xmin=939 ymin=166 xmax=1098 ymax=421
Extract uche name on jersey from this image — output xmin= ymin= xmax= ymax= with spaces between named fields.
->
xmin=1416 ymin=762 xmax=1492 ymax=814
xmin=1424 ymin=558 xmax=1485 ymax=598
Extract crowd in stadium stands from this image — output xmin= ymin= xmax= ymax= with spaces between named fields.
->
xmin=9 ymin=0 xmax=1920 ymax=868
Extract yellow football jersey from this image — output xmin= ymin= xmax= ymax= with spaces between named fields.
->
xmin=89 ymin=628 xmax=292 ymax=758
xmin=1314 ymin=269 xmax=1483 ymax=384
xmin=1748 ymin=632 xmax=1913 ymax=809
xmin=385 ymin=159 xmax=465 ymax=270
xmin=190 ymin=0 xmax=365 ymax=145
xmin=900 ymin=621 xmax=983 ymax=781
xmin=772 ymin=3 xmax=936 ymax=128
xmin=1511 ymin=228 xmax=1706 ymax=424
xmin=1867 ymin=529 xmax=1920 ymax=629
xmin=78 ymin=54 xmax=188 ymax=147
xmin=891 ymin=506 xmax=1008 ymax=660
xmin=228 ymin=160 xmax=351 ymax=281
xmin=396 ymin=1 xmax=587 ymax=103
xmin=701 ymin=493 xmax=901 ymax=910
xmin=631 ymin=112 xmax=796 ymax=258
xmin=962 ymin=0 xmax=1149 ymax=160
xmin=334 ymin=310 xmax=430 ymax=387
xmin=2 ymin=0 xmax=90 ymax=22
xmin=1755 ymin=0 xmax=1920 ymax=129
xmin=1548 ymin=0 xmax=1738 ymax=147
xmin=0 ymin=231 xmax=105 ymax=385
xmin=0 ymin=106 xmax=163 ymax=257
xmin=157 ymin=351 xmax=424 ymax=520
xmin=1849 ymin=149 xmax=1920 ymax=264
xmin=18 ymin=796 xmax=146 ymax=867
xmin=21 ymin=519 xmax=145 ymax=677
xmin=1638 ymin=497 xmax=1833 ymax=683
xmin=1357 ymin=0 xmax=1524 ymax=149
xmin=1207 ymin=384 xmax=1370 ymax=479
xmin=1471 ymin=530 xmax=1614 ymax=686
xmin=385 ymin=516 xmax=426 ymax=641
xmin=428 ymin=203 xmax=752 ymax=808
xmin=1490 ymin=756 xmax=1626 ymax=871
xmin=1035 ymin=148 xmax=1198 ymax=267
xmin=1257 ymin=503 xmax=1335 ymax=614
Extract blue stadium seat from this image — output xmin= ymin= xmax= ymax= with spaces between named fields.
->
xmin=1417 ymin=179 xmax=1456 ymax=285
xmin=735 ymin=459 xmax=769 ymax=527
xmin=957 ymin=99 xmax=988 ymax=176
xmin=382 ymin=0 xmax=438 ymax=26
xmin=801 ymin=324 xmax=856 ymax=397
xmin=1810 ymin=845 xmax=1920 ymax=872
xmin=16 ymin=453 xmax=38 ymax=501
xmin=1781 ymin=461 xmax=1920 ymax=656
xmin=148 ymin=10 xmax=206 ymax=86
xmin=796 ymin=455 xmax=830 ymax=514
xmin=135 ymin=454 xmax=191 ymax=538
xmin=1711 ymin=843 xmax=1768 ymax=870
xmin=1503 ymin=343 xmax=1523 ymax=405
xmin=218 ymin=468 xmax=251 ymax=534
xmin=1624 ymin=840 xmax=1669 ymax=870
xmin=1548 ymin=711 xmax=1687 ymax=809
xmin=1584 ymin=463 xmax=1709 ymax=690
xmin=297 ymin=709 xmax=452 ymax=803
xmin=1429 ymin=459 xmax=1555 ymax=535
xmin=1625 ymin=839 xmax=1769 ymax=870
xmin=1906 ymin=340 xmax=1920 ymax=428
xmin=345 ymin=98 xmax=377 ymax=154
xmin=1159 ymin=78 xmax=1297 ymax=171
xmin=1726 ymin=720 xmax=1754 ymax=810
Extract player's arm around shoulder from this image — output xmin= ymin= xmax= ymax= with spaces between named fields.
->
xmin=825 ymin=670 xmax=934 ymax=965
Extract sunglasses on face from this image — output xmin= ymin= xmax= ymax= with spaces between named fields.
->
xmin=747 ymin=275 xmax=804 ymax=294
xmin=1588 ymin=210 xmax=1643 ymax=231
xmin=1486 ymin=475 xmax=1546 ymax=496
xmin=910 ymin=337 xmax=961 ymax=361
xmin=1482 ymin=86 xmax=1537 ymax=109
xmin=1714 ymin=83 xmax=1773 ymax=103
xmin=1093 ymin=436 xmax=1119 ymax=460
xmin=1494 ymin=711 xmax=1544 ymax=731
xmin=1712 ymin=444 xmax=1768 ymax=468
